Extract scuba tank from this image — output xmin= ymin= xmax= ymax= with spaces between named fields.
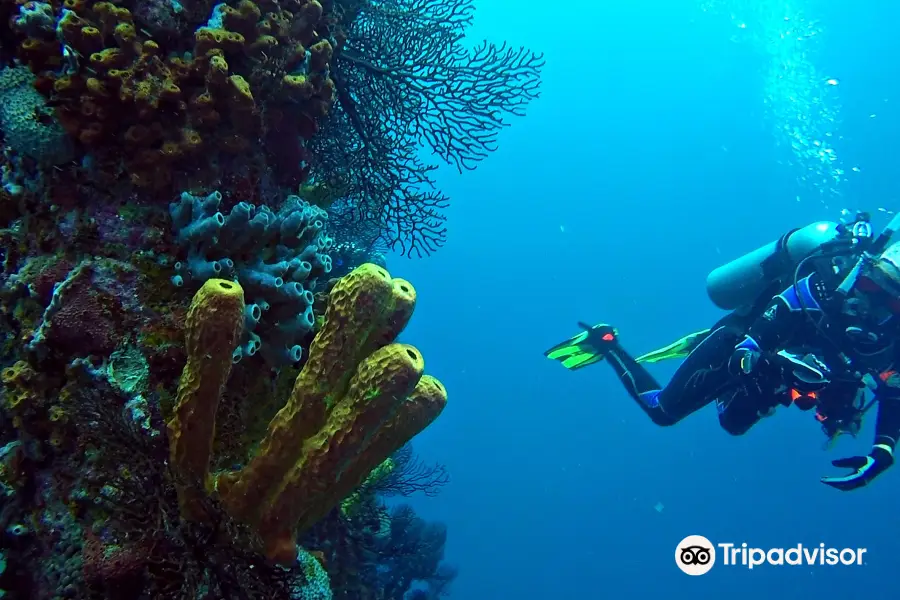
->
xmin=706 ymin=221 xmax=844 ymax=311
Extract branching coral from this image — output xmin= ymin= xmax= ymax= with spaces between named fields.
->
xmin=301 ymin=500 xmax=456 ymax=600
xmin=378 ymin=504 xmax=453 ymax=599
xmin=308 ymin=0 xmax=544 ymax=256
xmin=308 ymin=121 xmax=450 ymax=259
xmin=366 ymin=444 xmax=450 ymax=498
xmin=335 ymin=0 xmax=542 ymax=171
xmin=340 ymin=444 xmax=448 ymax=519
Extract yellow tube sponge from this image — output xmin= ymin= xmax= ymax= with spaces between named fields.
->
xmin=255 ymin=343 xmax=426 ymax=561
xmin=167 ymin=278 xmax=244 ymax=520
xmin=217 ymin=264 xmax=401 ymax=521
xmin=256 ymin=351 xmax=448 ymax=563
xmin=301 ymin=374 xmax=448 ymax=528
xmin=209 ymin=264 xmax=446 ymax=565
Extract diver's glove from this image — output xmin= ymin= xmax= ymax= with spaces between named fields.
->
xmin=821 ymin=444 xmax=894 ymax=491
xmin=729 ymin=337 xmax=762 ymax=376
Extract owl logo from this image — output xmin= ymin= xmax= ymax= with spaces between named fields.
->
xmin=675 ymin=536 xmax=716 ymax=575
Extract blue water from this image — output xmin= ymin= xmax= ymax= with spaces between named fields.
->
xmin=393 ymin=0 xmax=899 ymax=597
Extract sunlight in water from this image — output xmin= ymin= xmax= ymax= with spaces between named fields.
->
xmin=700 ymin=0 xmax=855 ymax=211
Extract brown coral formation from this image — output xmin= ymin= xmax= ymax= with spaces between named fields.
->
xmin=7 ymin=0 xmax=338 ymax=192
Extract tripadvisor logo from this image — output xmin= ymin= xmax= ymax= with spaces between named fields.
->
xmin=674 ymin=535 xmax=867 ymax=575
xmin=675 ymin=535 xmax=716 ymax=576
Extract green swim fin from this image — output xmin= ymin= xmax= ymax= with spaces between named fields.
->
xmin=634 ymin=328 xmax=712 ymax=364
xmin=543 ymin=323 xmax=618 ymax=371
xmin=545 ymin=325 xmax=712 ymax=370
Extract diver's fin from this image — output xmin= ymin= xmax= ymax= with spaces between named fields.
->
xmin=544 ymin=323 xmax=618 ymax=371
xmin=634 ymin=328 xmax=713 ymax=364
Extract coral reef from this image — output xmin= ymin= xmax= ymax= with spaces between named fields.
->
xmin=0 ymin=64 xmax=73 ymax=165
xmin=4 ymin=0 xmax=337 ymax=192
xmin=0 ymin=0 xmax=544 ymax=592
xmin=0 ymin=358 xmax=315 ymax=598
xmin=302 ymin=499 xmax=456 ymax=600
xmin=1 ymin=0 xmax=542 ymax=251
xmin=0 ymin=193 xmax=454 ymax=596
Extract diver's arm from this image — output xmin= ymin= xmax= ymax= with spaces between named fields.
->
xmin=742 ymin=273 xmax=825 ymax=351
xmin=727 ymin=289 xmax=806 ymax=375
xmin=727 ymin=274 xmax=834 ymax=389
xmin=873 ymin=376 xmax=900 ymax=451
xmin=820 ymin=375 xmax=900 ymax=491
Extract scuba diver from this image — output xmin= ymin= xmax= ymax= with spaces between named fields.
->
xmin=555 ymin=325 xmax=868 ymax=443
xmin=546 ymin=213 xmax=900 ymax=491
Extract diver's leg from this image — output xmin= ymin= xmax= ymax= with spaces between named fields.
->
xmin=601 ymin=340 xmax=674 ymax=425
xmin=717 ymin=389 xmax=765 ymax=436
xmin=588 ymin=324 xmax=742 ymax=426
xmin=650 ymin=325 xmax=746 ymax=423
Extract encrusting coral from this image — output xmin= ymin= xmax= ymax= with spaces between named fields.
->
xmin=7 ymin=0 xmax=336 ymax=190
xmin=167 ymin=263 xmax=447 ymax=564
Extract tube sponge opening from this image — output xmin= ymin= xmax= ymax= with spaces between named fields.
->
xmin=244 ymin=303 xmax=262 ymax=330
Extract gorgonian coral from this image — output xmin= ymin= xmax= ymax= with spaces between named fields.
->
xmin=301 ymin=499 xmax=456 ymax=600
xmin=378 ymin=504 xmax=453 ymax=599
xmin=366 ymin=444 xmax=449 ymax=498
xmin=309 ymin=0 xmax=544 ymax=256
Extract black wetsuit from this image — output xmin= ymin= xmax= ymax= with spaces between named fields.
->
xmin=715 ymin=368 xmax=863 ymax=436
xmin=604 ymin=272 xmax=900 ymax=447
xmin=692 ymin=305 xmax=862 ymax=436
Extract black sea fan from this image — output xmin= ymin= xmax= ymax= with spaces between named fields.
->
xmin=311 ymin=0 xmax=544 ymax=256
xmin=368 ymin=444 xmax=449 ymax=498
